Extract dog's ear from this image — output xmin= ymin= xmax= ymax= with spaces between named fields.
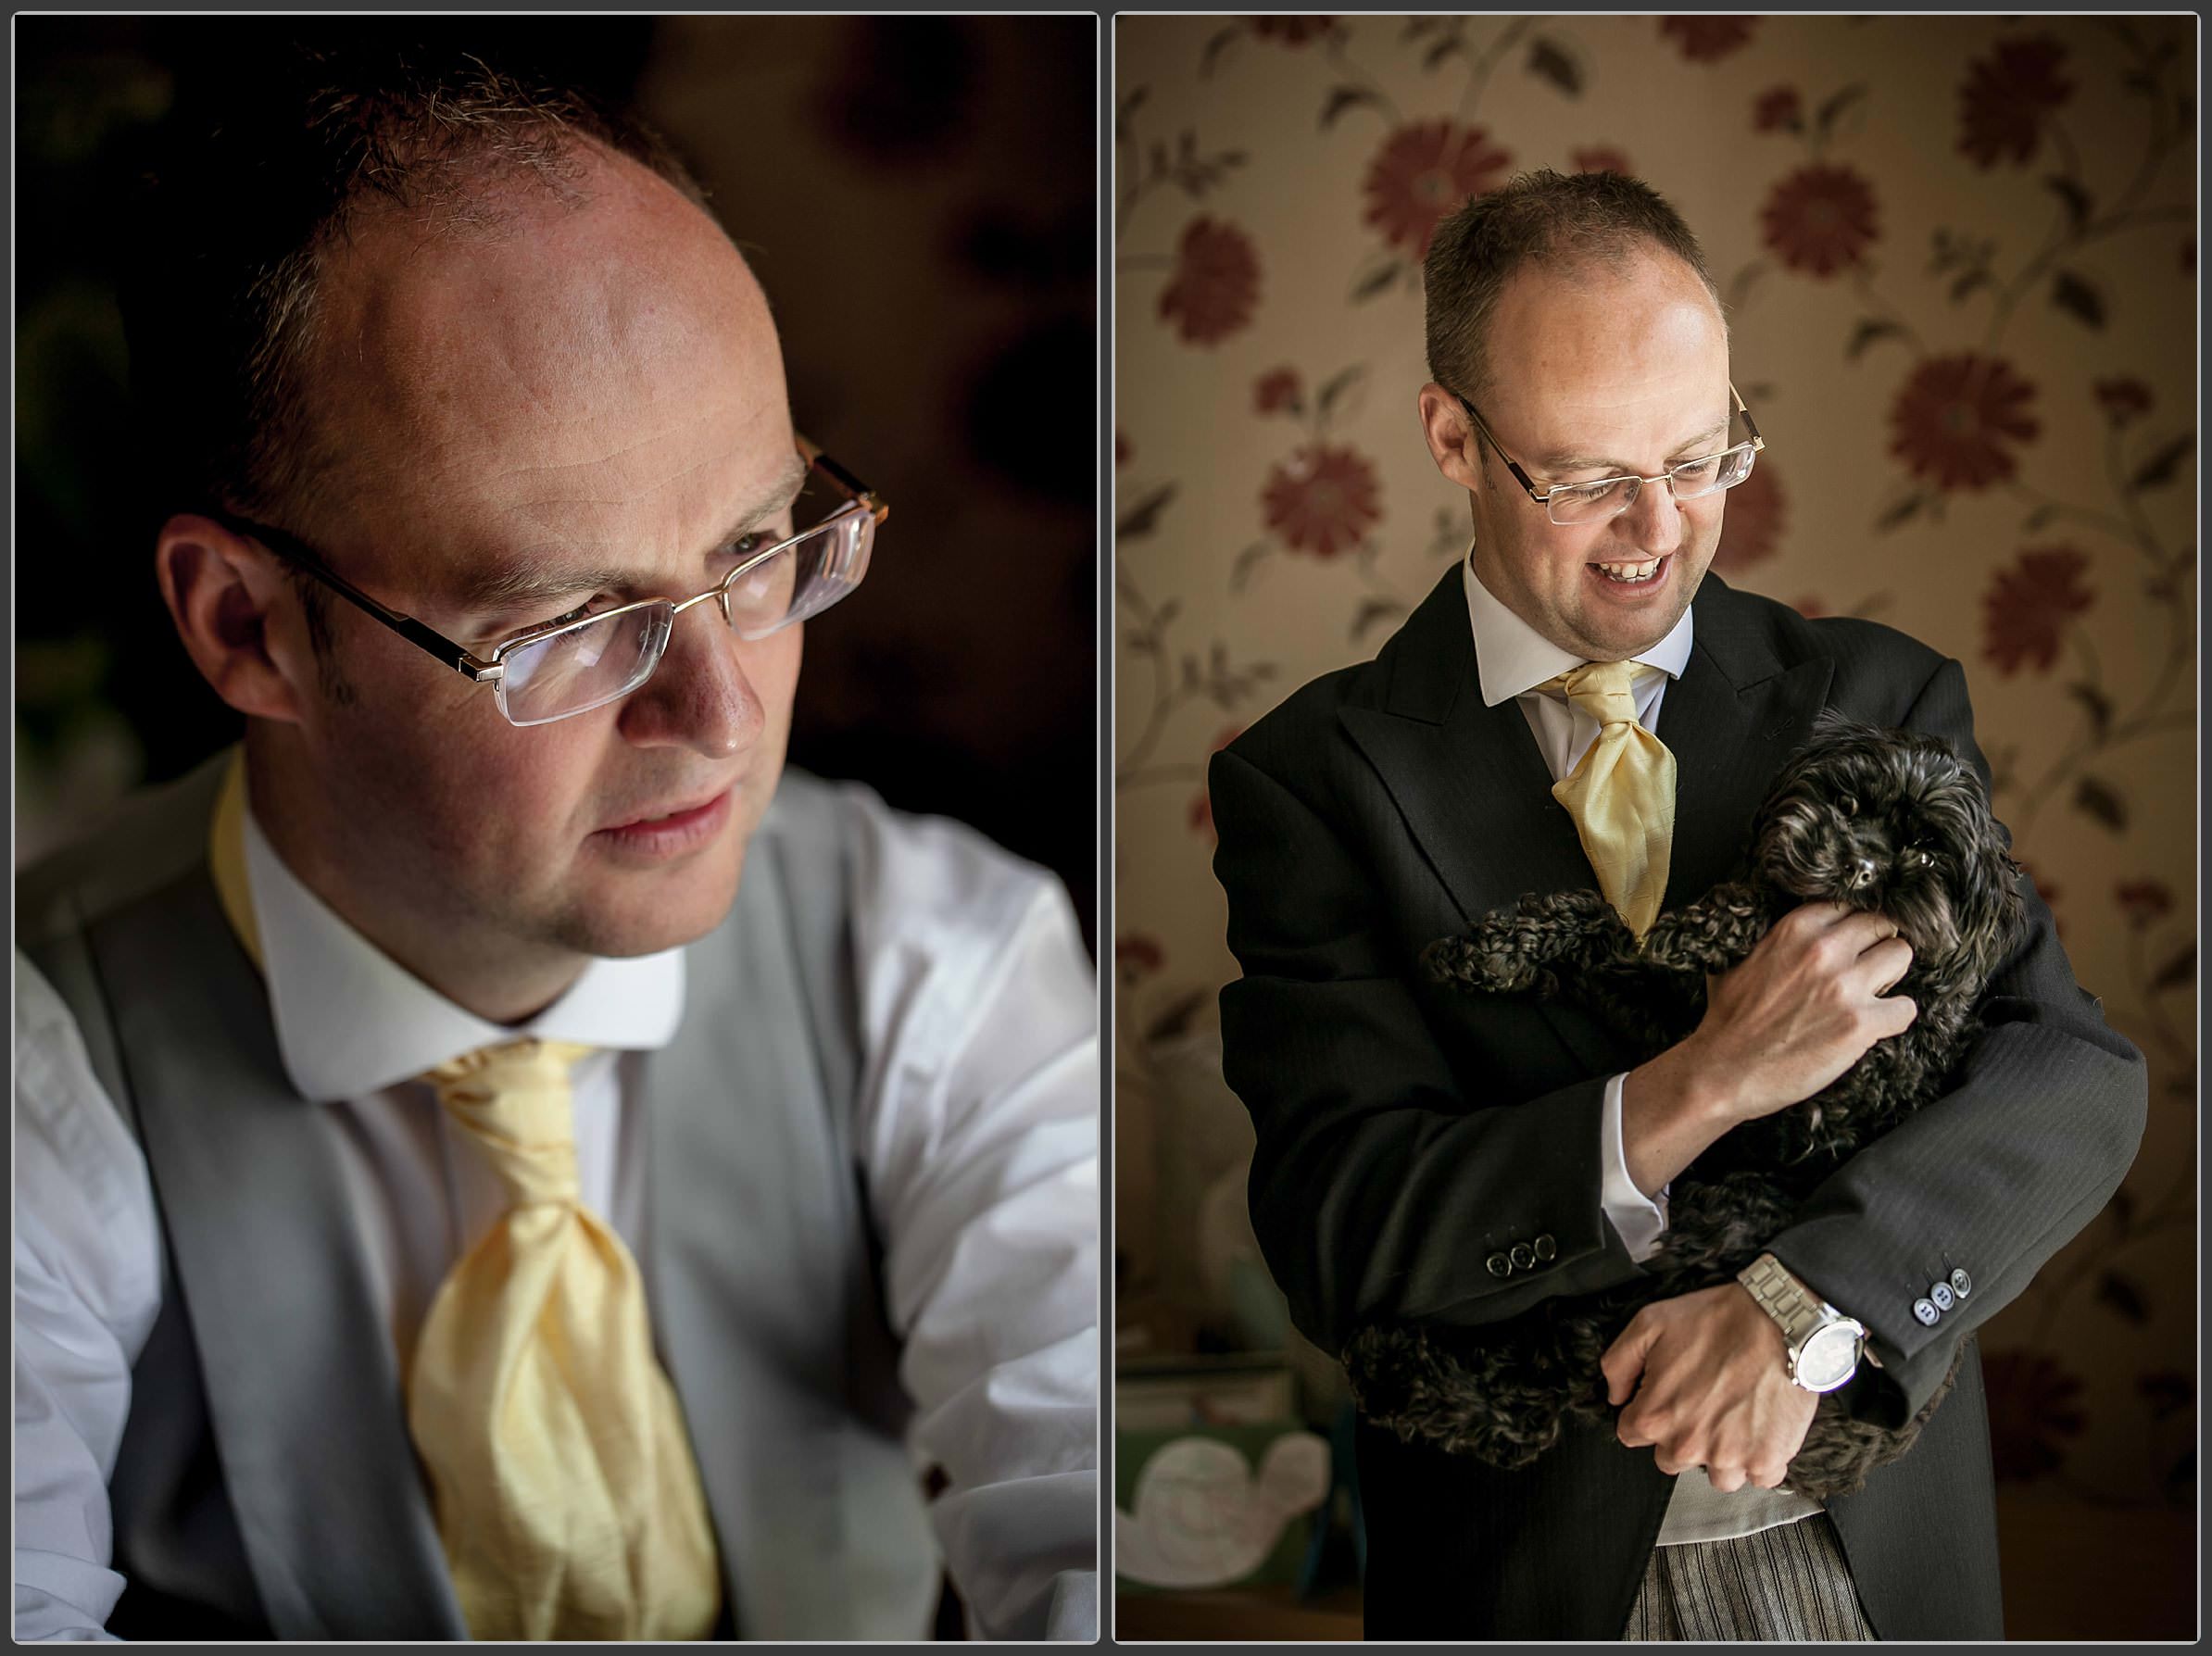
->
xmin=1953 ymin=781 xmax=2030 ymax=985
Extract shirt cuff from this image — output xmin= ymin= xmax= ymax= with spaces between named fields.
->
xmin=1600 ymin=1071 xmax=1668 ymax=1263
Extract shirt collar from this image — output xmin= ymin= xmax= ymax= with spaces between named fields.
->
xmin=240 ymin=797 xmax=685 ymax=1102
xmin=1460 ymin=543 xmax=1695 ymax=708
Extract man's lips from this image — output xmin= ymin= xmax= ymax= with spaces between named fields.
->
xmin=599 ymin=789 xmax=732 ymax=834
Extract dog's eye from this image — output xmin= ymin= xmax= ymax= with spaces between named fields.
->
xmin=1916 ymin=849 xmax=1933 ymax=869
xmin=1837 ymin=793 xmax=1858 ymax=817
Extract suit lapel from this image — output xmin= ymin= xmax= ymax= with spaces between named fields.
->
xmin=94 ymin=872 xmax=464 ymax=1639
xmin=1340 ymin=569 xmax=1626 ymax=1076
xmin=1655 ymin=578 xmax=1835 ymax=912
xmin=642 ymin=856 xmax=859 ymax=1640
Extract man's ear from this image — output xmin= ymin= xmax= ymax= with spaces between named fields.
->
xmin=154 ymin=514 xmax=310 ymax=725
xmin=1416 ymin=383 xmax=1486 ymax=496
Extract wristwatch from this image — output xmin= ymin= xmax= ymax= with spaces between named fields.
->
xmin=1736 ymin=1252 xmax=1866 ymax=1393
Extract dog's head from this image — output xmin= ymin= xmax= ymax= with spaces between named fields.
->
xmin=1748 ymin=711 xmax=2026 ymax=988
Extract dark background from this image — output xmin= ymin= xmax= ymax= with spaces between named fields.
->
xmin=16 ymin=16 xmax=1097 ymax=949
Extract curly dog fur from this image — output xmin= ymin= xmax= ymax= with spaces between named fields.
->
xmin=1342 ymin=713 xmax=2027 ymax=1498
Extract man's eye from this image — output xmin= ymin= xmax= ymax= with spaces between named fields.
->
xmin=1574 ymin=479 xmax=1624 ymax=504
xmin=537 ymin=595 xmax=617 ymax=631
xmin=1674 ymin=456 xmax=1720 ymax=482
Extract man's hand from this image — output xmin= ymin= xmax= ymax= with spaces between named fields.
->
xmin=1600 ymin=1283 xmax=1820 ymax=1492
xmin=1693 ymin=902 xmax=1918 ymax=1126
xmin=1621 ymin=903 xmax=1918 ymax=1198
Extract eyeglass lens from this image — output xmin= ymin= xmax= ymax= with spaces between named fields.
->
xmin=493 ymin=508 xmax=875 ymax=726
xmin=1547 ymin=443 xmax=1757 ymax=525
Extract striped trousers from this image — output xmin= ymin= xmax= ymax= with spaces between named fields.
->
xmin=1624 ymin=1514 xmax=1876 ymax=1640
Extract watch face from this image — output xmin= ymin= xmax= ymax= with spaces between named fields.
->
xmin=1796 ymin=1325 xmax=1860 ymax=1391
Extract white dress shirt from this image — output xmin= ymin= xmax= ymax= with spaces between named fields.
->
xmin=14 ymin=777 xmax=1100 ymax=1638
xmin=1462 ymin=552 xmax=1823 ymax=1545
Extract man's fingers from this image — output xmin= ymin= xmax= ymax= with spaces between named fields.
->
xmin=1854 ymin=934 xmax=1916 ymax=994
xmin=1601 ymin=1315 xmax=1661 ymax=1406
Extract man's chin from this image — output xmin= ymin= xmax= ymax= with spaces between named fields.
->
xmin=557 ymin=844 xmax=749 ymax=960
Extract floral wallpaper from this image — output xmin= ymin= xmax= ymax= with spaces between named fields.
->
xmin=1113 ymin=13 xmax=2196 ymax=1515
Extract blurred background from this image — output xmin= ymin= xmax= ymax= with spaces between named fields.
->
xmin=16 ymin=15 xmax=1097 ymax=950
xmin=1112 ymin=13 xmax=2194 ymax=1639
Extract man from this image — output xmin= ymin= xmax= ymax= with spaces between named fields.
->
xmin=1209 ymin=170 xmax=2144 ymax=1640
xmin=16 ymin=45 xmax=1097 ymax=1642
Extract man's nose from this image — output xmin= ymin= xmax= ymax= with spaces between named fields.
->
xmin=616 ymin=607 xmax=764 ymax=759
xmin=1621 ymin=474 xmax=1684 ymax=553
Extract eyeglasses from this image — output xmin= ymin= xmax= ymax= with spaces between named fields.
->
xmin=1455 ymin=383 xmax=1765 ymax=526
xmin=209 ymin=437 xmax=885 ymax=727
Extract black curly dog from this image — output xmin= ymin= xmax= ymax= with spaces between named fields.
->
xmin=1342 ymin=712 xmax=2027 ymax=1499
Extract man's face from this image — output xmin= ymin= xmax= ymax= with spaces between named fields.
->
xmin=1457 ymin=251 xmax=1732 ymax=663
xmin=274 ymin=148 xmax=803 ymax=969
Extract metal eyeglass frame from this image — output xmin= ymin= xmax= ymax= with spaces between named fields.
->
xmin=1455 ymin=382 xmax=1766 ymax=525
xmin=206 ymin=435 xmax=886 ymax=718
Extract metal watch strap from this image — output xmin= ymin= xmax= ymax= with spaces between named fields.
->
xmin=1738 ymin=1251 xmax=1829 ymax=1347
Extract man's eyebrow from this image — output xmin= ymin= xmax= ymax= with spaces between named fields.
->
xmin=1537 ymin=417 xmax=1731 ymax=474
xmin=459 ymin=453 xmax=814 ymax=615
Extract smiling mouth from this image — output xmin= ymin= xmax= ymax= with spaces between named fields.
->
xmin=1590 ymin=554 xmax=1670 ymax=585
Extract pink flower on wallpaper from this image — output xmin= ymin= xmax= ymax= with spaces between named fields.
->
xmin=1263 ymin=444 xmax=1383 ymax=558
xmin=1711 ymin=456 xmax=1785 ymax=574
xmin=1254 ymin=366 xmax=1302 ymax=414
xmin=1791 ymin=595 xmax=1828 ymax=620
xmin=1158 ymin=216 xmax=1261 ymax=345
xmin=1957 ymin=37 xmax=2073 ymax=169
xmin=1572 ymin=145 xmax=1634 ymax=177
xmin=1251 ymin=16 xmax=1333 ymax=44
xmin=1982 ymin=546 xmax=2093 ymax=676
xmin=1753 ymin=86 xmax=1803 ymax=132
xmin=1188 ymin=723 xmax=1247 ymax=842
xmin=2117 ymin=880 xmax=2173 ymax=929
xmin=1888 ymin=354 xmax=2041 ymax=492
xmin=1115 ymin=934 xmax=1166 ymax=979
xmin=1760 ymin=164 xmax=1880 ymax=277
xmin=2093 ymin=377 xmax=2153 ymax=427
xmin=1659 ymin=16 xmax=1757 ymax=62
xmin=1362 ymin=120 xmax=1513 ymax=260
xmin=1982 ymin=1350 xmax=2088 ymax=1481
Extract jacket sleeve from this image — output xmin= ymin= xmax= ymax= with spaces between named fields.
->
xmin=1766 ymin=656 xmax=2150 ymax=1423
xmin=1212 ymin=744 xmax=1651 ymax=1358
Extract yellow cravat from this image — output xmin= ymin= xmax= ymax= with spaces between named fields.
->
xmin=1542 ymin=661 xmax=1677 ymax=939
xmin=408 ymin=1040 xmax=723 ymax=1642
xmin=205 ymin=748 xmax=722 ymax=1640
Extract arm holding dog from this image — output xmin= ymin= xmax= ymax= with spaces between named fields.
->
xmin=1758 ymin=654 xmax=2148 ymax=1423
xmin=1213 ymin=740 xmax=1666 ymax=1354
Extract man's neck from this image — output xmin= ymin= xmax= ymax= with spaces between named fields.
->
xmin=244 ymin=741 xmax=587 ymax=1026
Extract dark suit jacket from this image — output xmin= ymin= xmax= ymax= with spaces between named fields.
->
xmin=1209 ymin=567 xmax=2147 ymax=1639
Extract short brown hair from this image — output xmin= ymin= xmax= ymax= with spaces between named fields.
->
xmin=121 ymin=32 xmax=710 ymax=534
xmin=1423 ymin=169 xmax=1727 ymax=421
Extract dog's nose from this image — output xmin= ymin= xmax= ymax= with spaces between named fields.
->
xmin=1852 ymin=857 xmax=1879 ymax=888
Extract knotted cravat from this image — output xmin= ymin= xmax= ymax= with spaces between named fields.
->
xmin=1542 ymin=660 xmax=1677 ymax=939
xmin=407 ymin=1038 xmax=723 ymax=1642
xmin=206 ymin=749 xmax=721 ymax=1639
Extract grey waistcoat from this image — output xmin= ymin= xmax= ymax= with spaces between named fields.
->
xmin=18 ymin=755 xmax=940 ymax=1640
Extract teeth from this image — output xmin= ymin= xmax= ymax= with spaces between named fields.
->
xmin=1594 ymin=558 xmax=1662 ymax=581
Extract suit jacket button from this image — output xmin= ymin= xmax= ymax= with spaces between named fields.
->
xmin=1510 ymin=1243 xmax=1536 ymax=1271
xmin=1488 ymin=1252 xmax=1513 ymax=1277
xmin=1929 ymin=1281 xmax=1955 ymax=1312
xmin=1533 ymin=1234 xmax=1557 ymax=1261
xmin=1950 ymin=1267 xmax=1972 ymax=1298
xmin=1913 ymin=1298 xmax=1940 ymax=1325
